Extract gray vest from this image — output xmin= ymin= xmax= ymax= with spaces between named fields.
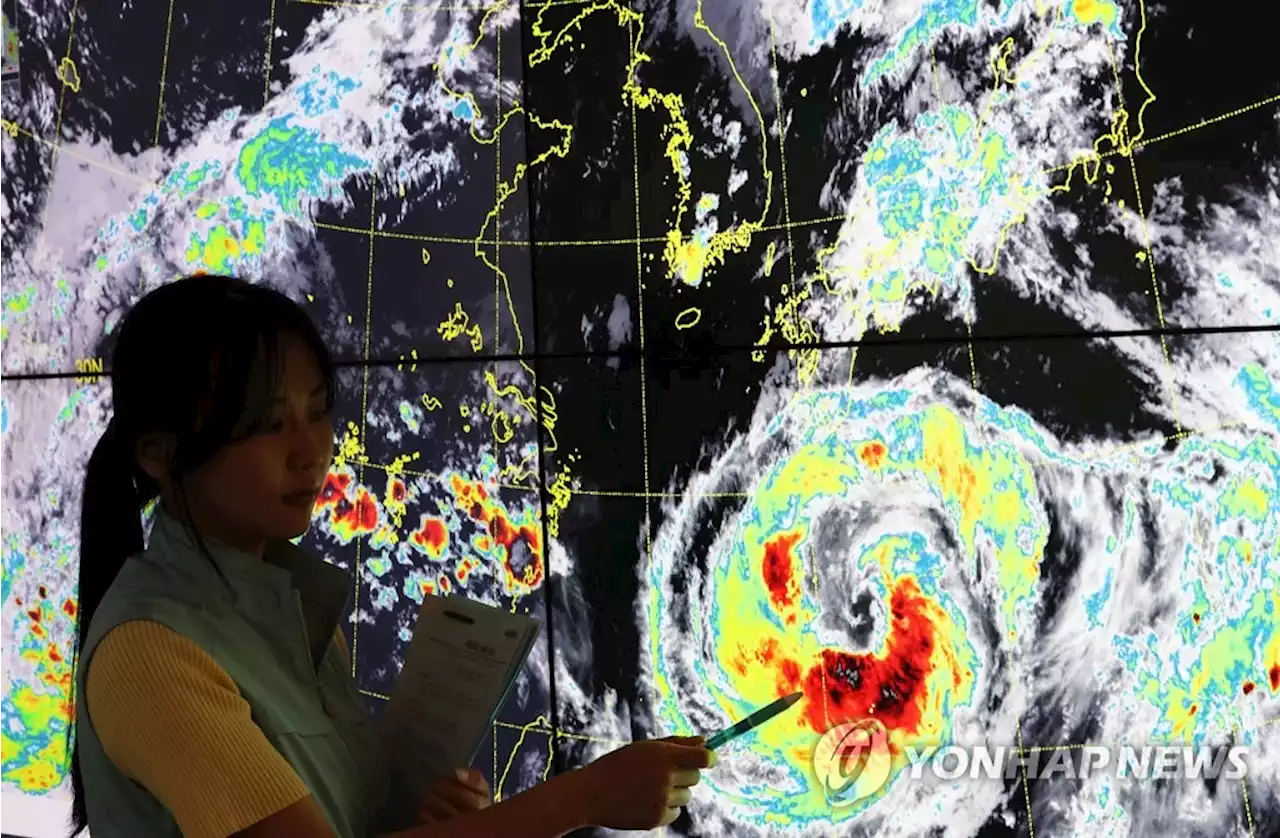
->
xmin=74 ymin=510 xmax=392 ymax=837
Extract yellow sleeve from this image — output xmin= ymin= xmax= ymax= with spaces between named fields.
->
xmin=85 ymin=620 xmax=312 ymax=838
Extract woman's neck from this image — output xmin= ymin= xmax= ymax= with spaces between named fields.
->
xmin=159 ymin=498 xmax=266 ymax=559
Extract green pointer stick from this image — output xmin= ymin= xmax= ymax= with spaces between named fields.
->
xmin=704 ymin=692 xmax=805 ymax=750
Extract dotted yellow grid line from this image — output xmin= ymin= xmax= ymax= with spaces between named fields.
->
xmin=345 ymin=418 xmax=1263 ymax=501
xmin=154 ymin=0 xmax=177 ymax=146
xmin=1016 ymin=721 xmax=1036 ymax=838
xmin=1233 ymin=723 xmax=1257 ymax=838
xmin=493 ymin=13 xmax=503 ymax=795
xmin=312 ymin=213 xmax=845 ymax=246
xmin=522 ymin=0 xmax=599 ymax=10
xmin=31 ymin=0 xmax=82 ymax=255
xmin=494 ymin=13 xmax=502 ymax=356
xmin=622 ymin=20 xmax=663 ymax=813
xmin=626 ymin=13 xmax=654 ymax=555
xmin=1242 ymin=766 xmax=1256 ymax=837
xmin=364 ymin=681 xmax=1280 ymax=746
xmin=1103 ymin=3 xmax=1183 ymax=435
xmin=290 ymin=0 xmax=590 ymax=9
xmin=263 ymin=0 xmax=278 ymax=107
xmin=360 ymin=688 xmax=628 ymax=744
xmin=928 ymin=45 xmax=981 ymax=391
xmin=360 ymin=686 xmax=625 ymax=795
xmin=1042 ymin=92 xmax=1280 ymax=175
xmin=965 ymin=323 xmax=979 ymax=389
xmin=1012 ymin=734 xmax=1280 ymax=752
xmin=765 ymin=24 xmax=799 ymax=337
xmin=570 ymin=487 xmax=747 ymax=500
xmin=144 ymin=0 xmax=177 ymax=303
xmin=350 ymin=174 xmax=378 ymax=678
xmin=287 ymin=0 xmax=585 ymax=9
xmin=492 ymin=660 xmax=498 ymax=796
xmin=1140 ymin=93 xmax=1280 ymax=149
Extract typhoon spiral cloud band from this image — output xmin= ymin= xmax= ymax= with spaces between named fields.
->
xmin=641 ymin=372 xmax=1037 ymax=827
xmin=639 ymin=368 xmax=1280 ymax=833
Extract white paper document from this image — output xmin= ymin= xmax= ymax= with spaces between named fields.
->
xmin=379 ymin=594 xmax=541 ymax=798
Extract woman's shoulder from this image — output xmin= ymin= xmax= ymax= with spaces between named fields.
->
xmin=85 ymin=621 xmax=243 ymax=746
xmin=83 ymin=549 xmax=227 ymax=653
xmin=90 ymin=621 xmax=241 ymax=706
xmin=95 ymin=618 xmax=199 ymax=653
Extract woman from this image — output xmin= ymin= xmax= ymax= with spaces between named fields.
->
xmin=69 ymin=275 xmax=715 ymax=837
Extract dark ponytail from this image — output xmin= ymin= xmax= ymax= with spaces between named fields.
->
xmin=67 ymin=420 xmax=159 ymax=835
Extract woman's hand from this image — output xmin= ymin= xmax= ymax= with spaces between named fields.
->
xmin=573 ymin=736 xmax=717 ymax=830
xmin=416 ymin=767 xmax=492 ymax=823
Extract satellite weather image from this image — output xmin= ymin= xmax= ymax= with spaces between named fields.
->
xmin=2 ymin=0 xmax=1278 ymax=836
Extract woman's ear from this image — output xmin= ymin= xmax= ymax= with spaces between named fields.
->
xmin=134 ymin=432 xmax=176 ymax=484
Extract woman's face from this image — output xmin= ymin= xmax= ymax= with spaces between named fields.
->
xmin=178 ymin=333 xmax=334 ymax=556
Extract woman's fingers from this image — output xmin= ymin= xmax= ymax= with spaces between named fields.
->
xmin=666 ymin=786 xmax=693 ymax=808
xmin=436 ymin=780 xmax=490 ymax=811
xmin=419 ymin=793 xmax=460 ymax=822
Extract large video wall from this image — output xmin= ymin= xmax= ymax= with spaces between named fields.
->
xmin=2 ymin=1 xmax=1278 ymax=836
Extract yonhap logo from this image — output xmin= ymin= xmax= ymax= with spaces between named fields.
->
xmin=812 ymin=719 xmax=893 ymax=807
xmin=902 ymin=743 xmax=1251 ymax=782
